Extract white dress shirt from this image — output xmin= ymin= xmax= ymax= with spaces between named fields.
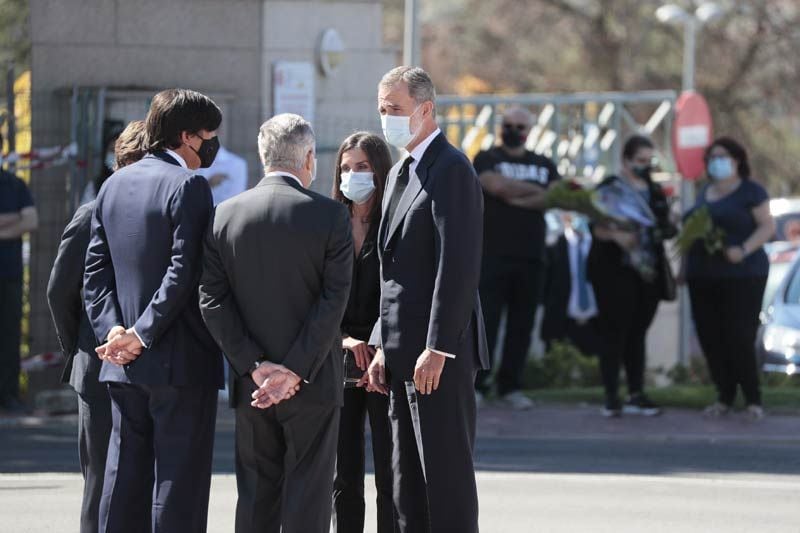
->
xmin=199 ymin=146 xmax=249 ymax=206
xmin=407 ymin=127 xmax=441 ymax=177
xmin=164 ymin=148 xmax=188 ymax=169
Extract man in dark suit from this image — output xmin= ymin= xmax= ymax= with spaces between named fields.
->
xmin=83 ymin=89 xmax=224 ymax=533
xmin=367 ymin=66 xmax=490 ymax=533
xmin=47 ymin=119 xmax=148 ymax=533
xmin=199 ymin=113 xmax=353 ymax=533
xmin=47 ymin=202 xmax=111 ymax=533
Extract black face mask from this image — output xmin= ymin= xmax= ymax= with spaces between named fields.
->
xmin=632 ymin=164 xmax=652 ymax=182
xmin=501 ymin=129 xmax=525 ymax=148
xmin=192 ymin=135 xmax=220 ymax=168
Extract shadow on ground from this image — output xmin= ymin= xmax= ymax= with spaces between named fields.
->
xmin=2 ymin=403 xmax=799 ymax=479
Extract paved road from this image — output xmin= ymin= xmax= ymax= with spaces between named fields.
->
xmin=1 ymin=403 xmax=799 ymax=532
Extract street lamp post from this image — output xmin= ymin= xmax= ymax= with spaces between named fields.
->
xmin=657 ymin=2 xmax=725 ymax=91
xmin=403 ymin=0 xmax=421 ymax=66
xmin=656 ymin=2 xmax=725 ymax=367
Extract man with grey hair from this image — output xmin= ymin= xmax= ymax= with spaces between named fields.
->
xmin=367 ymin=66 xmax=490 ymax=533
xmin=199 ymin=113 xmax=353 ymax=533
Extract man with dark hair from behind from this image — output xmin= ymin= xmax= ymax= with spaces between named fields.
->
xmin=0 ymin=131 xmax=38 ymax=414
xmin=47 ymin=119 xmax=147 ymax=533
xmin=84 ymin=89 xmax=224 ymax=533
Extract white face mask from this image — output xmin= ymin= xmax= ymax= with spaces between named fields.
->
xmin=381 ymin=105 xmax=421 ymax=149
xmin=340 ymin=171 xmax=375 ymax=204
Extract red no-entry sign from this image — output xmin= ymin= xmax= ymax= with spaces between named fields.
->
xmin=672 ymin=91 xmax=713 ymax=181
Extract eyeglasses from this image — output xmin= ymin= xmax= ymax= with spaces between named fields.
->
xmin=502 ymin=123 xmax=528 ymax=131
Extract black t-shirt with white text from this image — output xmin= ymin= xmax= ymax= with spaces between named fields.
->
xmin=474 ymin=147 xmax=560 ymax=259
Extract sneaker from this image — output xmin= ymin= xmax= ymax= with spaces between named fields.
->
xmin=497 ymin=390 xmax=535 ymax=410
xmin=623 ymin=393 xmax=662 ymax=416
xmin=744 ymin=404 xmax=765 ymax=421
xmin=703 ymin=402 xmax=731 ymax=418
xmin=602 ymin=398 xmax=622 ymax=418
xmin=475 ymin=391 xmax=486 ymax=409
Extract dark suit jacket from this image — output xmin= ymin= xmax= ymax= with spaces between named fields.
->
xmin=199 ymin=174 xmax=353 ymax=408
xmin=83 ymin=152 xmax=223 ymax=388
xmin=47 ymin=202 xmax=100 ymax=394
xmin=369 ymin=133 xmax=490 ymax=378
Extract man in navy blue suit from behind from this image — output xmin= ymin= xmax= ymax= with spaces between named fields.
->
xmin=84 ymin=89 xmax=224 ymax=533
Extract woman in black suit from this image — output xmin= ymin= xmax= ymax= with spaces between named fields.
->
xmin=331 ymin=132 xmax=394 ymax=533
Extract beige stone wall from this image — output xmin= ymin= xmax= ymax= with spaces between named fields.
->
xmin=28 ymin=0 xmax=394 ymax=354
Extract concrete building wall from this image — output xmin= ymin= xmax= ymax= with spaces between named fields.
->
xmin=28 ymin=0 xmax=394 ymax=355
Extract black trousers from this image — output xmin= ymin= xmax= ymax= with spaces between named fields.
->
xmin=0 ymin=277 xmax=22 ymax=404
xmin=99 ymin=383 xmax=218 ymax=533
xmin=477 ymin=256 xmax=542 ymax=395
xmin=76 ymin=380 xmax=112 ymax=533
xmin=688 ymin=276 xmax=766 ymax=406
xmin=389 ymin=351 xmax=479 ymax=533
xmin=234 ymin=381 xmax=339 ymax=533
xmin=592 ymin=269 xmax=660 ymax=402
xmin=332 ymin=387 xmax=394 ymax=533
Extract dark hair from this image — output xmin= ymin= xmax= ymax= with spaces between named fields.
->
xmin=146 ymin=89 xmax=222 ymax=152
xmin=332 ymin=132 xmax=392 ymax=223
xmin=622 ymin=134 xmax=655 ymax=161
xmin=114 ymin=120 xmax=148 ymax=170
xmin=704 ymin=136 xmax=751 ymax=180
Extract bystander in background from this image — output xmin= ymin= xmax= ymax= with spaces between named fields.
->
xmin=0 ymin=132 xmax=38 ymax=414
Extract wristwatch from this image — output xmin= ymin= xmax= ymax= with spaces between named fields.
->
xmin=251 ymin=359 xmax=265 ymax=373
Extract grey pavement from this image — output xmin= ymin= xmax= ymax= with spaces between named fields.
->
xmin=1 ymin=401 xmax=799 ymax=532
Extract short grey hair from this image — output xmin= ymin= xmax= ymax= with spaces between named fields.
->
xmin=257 ymin=113 xmax=315 ymax=171
xmin=379 ymin=66 xmax=436 ymax=106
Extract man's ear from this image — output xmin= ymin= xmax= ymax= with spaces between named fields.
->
xmin=423 ymin=100 xmax=435 ymax=119
xmin=180 ymin=131 xmax=194 ymax=147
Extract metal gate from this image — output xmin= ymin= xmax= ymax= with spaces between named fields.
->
xmin=436 ymin=90 xmax=678 ymax=182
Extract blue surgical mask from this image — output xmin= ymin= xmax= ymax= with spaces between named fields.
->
xmin=707 ymin=157 xmax=734 ymax=181
xmin=105 ymin=152 xmax=115 ymax=170
xmin=340 ymin=171 xmax=375 ymax=204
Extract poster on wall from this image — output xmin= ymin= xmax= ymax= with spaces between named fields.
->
xmin=272 ymin=61 xmax=315 ymax=124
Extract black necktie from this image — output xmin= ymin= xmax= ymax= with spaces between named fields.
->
xmin=384 ymin=155 xmax=414 ymax=234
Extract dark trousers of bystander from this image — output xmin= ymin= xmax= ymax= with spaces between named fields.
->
xmin=332 ymin=387 xmax=394 ymax=533
xmin=0 ymin=277 xmax=22 ymax=406
xmin=76 ymin=378 xmax=112 ymax=533
xmin=592 ymin=269 xmax=660 ymax=403
xmin=688 ymin=276 xmax=766 ymax=407
xmin=477 ymin=256 xmax=543 ymax=396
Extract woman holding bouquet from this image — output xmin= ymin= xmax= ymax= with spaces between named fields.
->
xmin=588 ymin=135 xmax=677 ymax=417
xmin=684 ymin=137 xmax=775 ymax=420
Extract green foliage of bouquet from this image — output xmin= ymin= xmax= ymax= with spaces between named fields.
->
xmin=544 ymin=180 xmax=615 ymax=224
xmin=674 ymin=206 xmax=725 ymax=258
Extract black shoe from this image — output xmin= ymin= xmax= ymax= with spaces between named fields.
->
xmin=602 ymin=398 xmax=622 ymax=418
xmin=623 ymin=393 xmax=661 ymax=416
